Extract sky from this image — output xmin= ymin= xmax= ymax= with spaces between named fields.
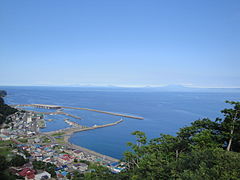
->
xmin=0 ymin=0 xmax=240 ymax=88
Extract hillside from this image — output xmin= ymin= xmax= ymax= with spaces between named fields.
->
xmin=0 ymin=90 xmax=7 ymax=97
xmin=0 ymin=91 xmax=18 ymax=125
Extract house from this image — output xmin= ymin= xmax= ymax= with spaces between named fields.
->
xmin=34 ymin=171 xmax=51 ymax=180
xmin=0 ymin=134 xmax=11 ymax=140
xmin=73 ymin=149 xmax=84 ymax=157
xmin=73 ymin=163 xmax=88 ymax=172
xmin=17 ymin=168 xmax=35 ymax=179
xmin=58 ymin=154 xmax=74 ymax=164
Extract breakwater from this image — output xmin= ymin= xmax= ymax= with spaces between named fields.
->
xmin=42 ymin=119 xmax=123 ymax=162
xmin=13 ymin=104 xmax=144 ymax=120
xmin=44 ymin=119 xmax=123 ymax=136
xmin=62 ymin=106 xmax=144 ymax=120
xmin=22 ymin=110 xmax=81 ymax=120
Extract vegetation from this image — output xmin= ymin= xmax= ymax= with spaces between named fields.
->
xmin=0 ymin=140 xmax=15 ymax=157
xmin=55 ymin=136 xmax=65 ymax=144
xmin=0 ymin=92 xmax=18 ymax=125
xmin=75 ymin=101 xmax=240 ymax=180
xmin=32 ymin=160 xmax=57 ymax=177
xmin=18 ymin=138 xmax=28 ymax=143
xmin=79 ymin=159 xmax=91 ymax=165
xmin=0 ymin=93 xmax=239 ymax=179
xmin=0 ymin=90 xmax=7 ymax=97
xmin=10 ymin=154 xmax=29 ymax=167
xmin=0 ymin=155 xmax=18 ymax=180
xmin=41 ymin=136 xmax=51 ymax=143
xmin=51 ymin=132 xmax=65 ymax=137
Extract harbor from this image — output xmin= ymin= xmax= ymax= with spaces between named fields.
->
xmin=10 ymin=104 xmax=136 ymax=163
xmin=13 ymin=104 xmax=144 ymax=120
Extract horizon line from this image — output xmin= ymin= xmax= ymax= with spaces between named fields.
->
xmin=0 ymin=84 xmax=240 ymax=89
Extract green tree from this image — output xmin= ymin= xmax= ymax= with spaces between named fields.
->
xmin=120 ymin=101 xmax=240 ymax=179
xmin=217 ymin=101 xmax=240 ymax=151
xmin=72 ymin=170 xmax=84 ymax=180
xmin=66 ymin=172 xmax=72 ymax=179
xmin=10 ymin=155 xmax=28 ymax=167
xmin=32 ymin=160 xmax=57 ymax=177
xmin=84 ymin=163 xmax=114 ymax=180
xmin=0 ymin=155 xmax=8 ymax=171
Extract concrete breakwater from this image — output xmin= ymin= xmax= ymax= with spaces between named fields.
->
xmin=44 ymin=119 xmax=123 ymax=136
xmin=62 ymin=106 xmax=144 ymax=120
xmin=22 ymin=110 xmax=81 ymax=120
xmin=43 ymin=119 xmax=123 ymax=162
xmin=13 ymin=104 xmax=144 ymax=120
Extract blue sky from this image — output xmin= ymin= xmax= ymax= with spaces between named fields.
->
xmin=0 ymin=0 xmax=239 ymax=87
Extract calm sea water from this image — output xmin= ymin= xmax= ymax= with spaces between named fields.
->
xmin=2 ymin=86 xmax=240 ymax=159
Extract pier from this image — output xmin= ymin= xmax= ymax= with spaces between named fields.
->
xmin=13 ymin=104 xmax=144 ymax=120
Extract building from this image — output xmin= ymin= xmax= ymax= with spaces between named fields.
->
xmin=34 ymin=171 xmax=51 ymax=180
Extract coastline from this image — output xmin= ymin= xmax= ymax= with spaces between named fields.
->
xmin=14 ymin=106 xmax=126 ymax=163
xmin=42 ymin=120 xmax=123 ymax=163
xmin=64 ymin=134 xmax=119 ymax=162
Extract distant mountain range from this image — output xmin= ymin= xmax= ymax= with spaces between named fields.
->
xmin=1 ymin=85 xmax=240 ymax=93
xmin=51 ymin=84 xmax=240 ymax=92
xmin=139 ymin=85 xmax=240 ymax=93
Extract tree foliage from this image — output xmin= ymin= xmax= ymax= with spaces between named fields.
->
xmin=118 ymin=101 xmax=240 ymax=179
xmin=0 ymin=94 xmax=18 ymax=125
xmin=32 ymin=160 xmax=57 ymax=177
xmin=10 ymin=155 xmax=28 ymax=167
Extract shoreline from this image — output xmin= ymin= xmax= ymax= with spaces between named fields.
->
xmin=15 ymin=106 xmax=128 ymax=163
xmin=42 ymin=120 xmax=123 ymax=163
xmin=65 ymin=134 xmax=119 ymax=162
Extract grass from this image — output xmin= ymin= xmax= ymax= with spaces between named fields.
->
xmin=0 ymin=140 xmax=15 ymax=157
xmin=41 ymin=137 xmax=51 ymax=143
xmin=52 ymin=132 xmax=65 ymax=137
xmin=0 ymin=146 xmax=13 ymax=156
xmin=0 ymin=140 xmax=12 ymax=145
xmin=55 ymin=136 xmax=65 ymax=144
xmin=18 ymin=138 xmax=28 ymax=143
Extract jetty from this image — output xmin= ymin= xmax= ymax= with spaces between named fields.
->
xmin=13 ymin=104 xmax=144 ymax=120
xmin=40 ymin=119 xmax=123 ymax=163
xmin=21 ymin=110 xmax=81 ymax=120
xmin=61 ymin=106 xmax=144 ymax=120
xmin=44 ymin=119 xmax=123 ymax=136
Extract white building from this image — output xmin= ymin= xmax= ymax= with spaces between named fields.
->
xmin=34 ymin=171 xmax=51 ymax=180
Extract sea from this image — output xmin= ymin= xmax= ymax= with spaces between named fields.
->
xmin=1 ymin=86 xmax=240 ymax=159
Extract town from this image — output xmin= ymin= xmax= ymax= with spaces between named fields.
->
xmin=0 ymin=108 xmax=126 ymax=179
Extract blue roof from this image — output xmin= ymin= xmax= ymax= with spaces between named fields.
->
xmin=110 ymin=162 xmax=119 ymax=166
xmin=55 ymin=167 xmax=62 ymax=171
xmin=17 ymin=144 xmax=25 ymax=147
xmin=34 ymin=144 xmax=41 ymax=148
xmin=61 ymin=171 xmax=68 ymax=176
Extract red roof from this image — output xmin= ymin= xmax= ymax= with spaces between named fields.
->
xmin=18 ymin=168 xmax=35 ymax=177
xmin=62 ymin=157 xmax=70 ymax=161
xmin=63 ymin=154 xmax=73 ymax=158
